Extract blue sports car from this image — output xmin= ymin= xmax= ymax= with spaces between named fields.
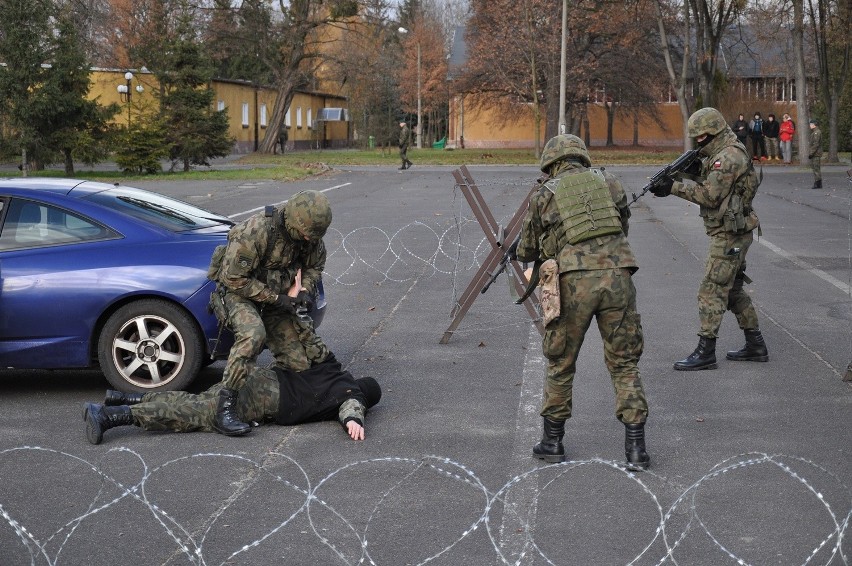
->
xmin=0 ymin=178 xmax=325 ymax=392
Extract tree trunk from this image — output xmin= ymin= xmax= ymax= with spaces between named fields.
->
xmin=63 ymin=149 xmax=74 ymax=176
xmin=605 ymin=102 xmax=615 ymax=146
xmin=260 ymin=78 xmax=298 ymax=154
xmin=792 ymin=0 xmax=810 ymax=165
xmin=633 ymin=111 xmax=639 ymax=146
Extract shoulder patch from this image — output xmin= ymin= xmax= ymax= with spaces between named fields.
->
xmin=712 ymin=160 xmax=723 ymax=169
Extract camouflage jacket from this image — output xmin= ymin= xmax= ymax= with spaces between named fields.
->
xmin=399 ymin=125 xmax=411 ymax=147
xmin=808 ymin=127 xmax=822 ymax=158
xmin=517 ymin=162 xmax=638 ymax=273
xmin=671 ymin=129 xmax=759 ymax=236
xmin=218 ymin=206 xmax=326 ymax=304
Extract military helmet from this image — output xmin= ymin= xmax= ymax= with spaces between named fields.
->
xmin=539 ymin=134 xmax=591 ymax=172
xmin=687 ymin=107 xmax=728 ymax=138
xmin=284 ymin=190 xmax=332 ymax=241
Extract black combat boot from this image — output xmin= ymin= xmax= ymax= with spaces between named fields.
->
xmin=813 ymin=180 xmax=822 ymax=189
xmin=83 ymin=403 xmax=134 ymax=445
xmin=213 ymin=388 xmax=251 ymax=436
xmin=673 ymin=336 xmax=717 ymax=371
xmin=104 ymin=389 xmax=144 ymax=406
xmin=624 ymin=423 xmax=650 ymax=471
xmin=532 ymin=417 xmax=566 ymax=463
xmin=726 ymin=329 xmax=769 ymax=362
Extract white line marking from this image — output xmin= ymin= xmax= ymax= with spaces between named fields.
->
xmin=228 ymin=182 xmax=352 ymax=219
xmin=498 ymin=325 xmax=545 ymax=564
xmin=757 ymin=237 xmax=851 ymax=295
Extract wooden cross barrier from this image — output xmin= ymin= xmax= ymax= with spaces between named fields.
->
xmin=440 ymin=165 xmax=544 ymax=344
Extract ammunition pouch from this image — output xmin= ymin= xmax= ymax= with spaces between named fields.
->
xmin=207 ymin=244 xmax=227 ymax=280
xmin=538 ymin=259 xmax=561 ymax=326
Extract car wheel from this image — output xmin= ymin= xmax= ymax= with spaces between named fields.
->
xmin=98 ymin=299 xmax=204 ymax=392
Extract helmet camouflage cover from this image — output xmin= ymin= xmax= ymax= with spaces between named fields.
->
xmin=540 ymin=134 xmax=592 ymax=172
xmin=687 ymin=107 xmax=728 ymax=138
xmin=284 ymin=190 xmax=332 ymax=241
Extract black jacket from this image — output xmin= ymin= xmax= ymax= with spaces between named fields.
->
xmin=274 ymin=356 xmax=367 ymax=426
xmin=763 ymin=119 xmax=780 ymax=138
xmin=732 ymin=119 xmax=749 ymax=139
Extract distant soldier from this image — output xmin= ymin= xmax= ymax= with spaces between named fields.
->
xmin=398 ymin=121 xmax=413 ymax=170
xmin=650 ymin=107 xmax=768 ymax=370
xmin=809 ymin=119 xmax=823 ymax=189
xmin=206 ymin=191 xmax=332 ymax=436
xmin=278 ymin=126 xmax=289 ymax=154
xmin=516 ymin=134 xmax=650 ymax=471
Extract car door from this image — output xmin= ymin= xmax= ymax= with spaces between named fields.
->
xmin=0 ymin=196 xmax=121 ymax=368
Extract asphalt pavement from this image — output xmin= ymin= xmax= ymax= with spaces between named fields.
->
xmin=0 ymin=161 xmax=850 ymax=565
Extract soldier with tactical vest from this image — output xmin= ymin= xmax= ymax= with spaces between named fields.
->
xmin=516 ymin=134 xmax=650 ymax=471
xmin=650 ymin=107 xmax=768 ymax=370
xmin=207 ymin=190 xmax=333 ymax=436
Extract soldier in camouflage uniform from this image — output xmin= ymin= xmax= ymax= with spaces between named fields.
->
xmin=83 ymin=300 xmax=382 ymax=444
xmin=209 ymin=190 xmax=332 ymax=436
xmin=516 ymin=134 xmax=650 ymax=470
xmin=398 ymin=121 xmax=413 ymax=170
xmin=808 ymin=119 xmax=822 ymax=189
xmin=650 ymin=107 xmax=768 ymax=370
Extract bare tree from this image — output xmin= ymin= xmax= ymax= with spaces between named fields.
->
xmin=656 ymin=0 xmax=693 ymax=148
xmin=688 ymin=0 xmax=742 ymax=108
xmin=807 ymin=0 xmax=851 ymax=161
xmin=793 ymin=0 xmax=811 ymax=164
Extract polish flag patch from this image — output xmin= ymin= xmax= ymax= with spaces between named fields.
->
xmin=712 ymin=160 xmax=723 ymax=169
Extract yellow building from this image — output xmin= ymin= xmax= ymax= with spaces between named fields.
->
xmin=89 ymin=69 xmax=350 ymax=153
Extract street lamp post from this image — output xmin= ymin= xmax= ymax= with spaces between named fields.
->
xmin=117 ymin=71 xmax=144 ymax=127
xmin=398 ymin=27 xmax=422 ymax=149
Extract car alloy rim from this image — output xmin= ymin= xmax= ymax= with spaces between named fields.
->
xmin=111 ymin=314 xmax=186 ymax=387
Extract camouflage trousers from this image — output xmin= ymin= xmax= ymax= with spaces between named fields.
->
xmin=540 ymin=268 xmax=648 ymax=425
xmin=811 ymin=155 xmax=822 ymax=182
xmin=131 ymin=368 xmax=280 ymax=432
xmin=221 ymin=292 xmax=329 ymax=391
xmin=697 ymin=231 xmax=759 ymax=339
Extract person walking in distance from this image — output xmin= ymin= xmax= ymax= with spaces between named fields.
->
xmin=398 ymin=121 xmax=413 ymax=170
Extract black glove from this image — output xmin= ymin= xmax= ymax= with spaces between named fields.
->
xmin=294 ymin=290 xmax=314 ymax=311
xmin=272 ymin=294 xmax=297 ymax=313
xmin=649 ymin=177 xmax=674 ymax=197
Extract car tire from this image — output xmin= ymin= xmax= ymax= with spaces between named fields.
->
xmin=98 ymin=299 xmax=204 ymax=393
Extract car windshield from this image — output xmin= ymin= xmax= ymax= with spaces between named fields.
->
xmin=82 ymin=187 xmax=234 ymax=232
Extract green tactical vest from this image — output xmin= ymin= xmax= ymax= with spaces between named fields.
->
xmin=546 ymin=169 xmax=623 ymax=245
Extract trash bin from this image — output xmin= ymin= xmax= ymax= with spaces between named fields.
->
xmin=368 ymin=135 xmax=375 ymax=149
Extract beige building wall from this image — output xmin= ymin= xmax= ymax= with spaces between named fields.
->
xmin=89 ymin=69 xmax=349 ymax=153
xmin=449 ymin=92 xmax=799 ymax=148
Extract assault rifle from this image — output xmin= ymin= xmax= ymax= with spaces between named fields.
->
xmin=480 ymin=233 xmax=520 ymax=294
xmin=628 ymin=149 xmax=700 ymax=207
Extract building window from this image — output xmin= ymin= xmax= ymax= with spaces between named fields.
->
xmin=241 ymin=102 xmax=249 ymax=128
xmin=307 ymin=108 xmax=313 ymax=129
xmin=260 ymin=104 xmax=268 ymax=128
xmin=285 ymin=108 xmax=291 ymax=127
xmin=790 ymin=80 xmax=797 ymax=102
xmin=296 ymin=107 xmax=302 ymax=128
xmin=217 ymin=100 xmax=225 ymax=112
